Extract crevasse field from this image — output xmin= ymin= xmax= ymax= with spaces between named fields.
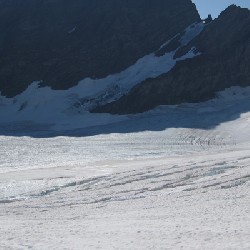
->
xmin=0 ymin=87 xmax=250 ymax=249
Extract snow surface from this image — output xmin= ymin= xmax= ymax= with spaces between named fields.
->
xmin=180 ymin=22 xmax=205 ymax=46
xmin=0 ymin=22 xmax=205 ymax=131
xmin=0 ymin=21 xmax=249 ymax=249
xmin=0 ymin=86 xmax=250 ymax=249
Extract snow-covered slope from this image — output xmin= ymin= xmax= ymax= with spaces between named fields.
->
xmin=0 ymin=86 xmax=250 ymax=249
xmin=1 ymin=85 xmax=250 ymax=196
xmin=0 ymin=22 xmax=204 ymax=130
xmin=0 ymin=20 xmax=250 ymax=249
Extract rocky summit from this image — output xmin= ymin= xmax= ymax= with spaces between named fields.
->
xmin=93 ymin=5 xmax=250 ymax=114
xmin=0 ymin=0 xmax=199 ymax=97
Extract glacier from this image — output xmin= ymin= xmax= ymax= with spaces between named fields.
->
xmin=0 ymin=22 xmax=204 ymax=131
xmin=0 ymin=86 xmax=250 ymax=249
xmin=0 ymin=21 xmax=250 ymax=249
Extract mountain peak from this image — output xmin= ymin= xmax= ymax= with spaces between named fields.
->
xmin=219 ymin=4 xmax=250 ymax=18
xmin=93 ymin=4 xmax=250 ymax=114
xmin=0 ymin=0 xmax=200 ymax=97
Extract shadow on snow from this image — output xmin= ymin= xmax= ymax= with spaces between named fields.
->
xmin=0 ymin=96 xmax=249 ymax=138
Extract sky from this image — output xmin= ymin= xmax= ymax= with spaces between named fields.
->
xmin=192 ymin=0 xmax=250 ymax=18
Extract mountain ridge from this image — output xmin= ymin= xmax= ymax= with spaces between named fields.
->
xmin=0 ymin=0 xmax=200 ymax=97
xmin=93 ymin=5 xmax=250 ymax=114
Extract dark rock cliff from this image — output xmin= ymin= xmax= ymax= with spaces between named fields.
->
xmin=93 ymin=5 xmax=250 ymax=114
xmin=0 ymin=0 xmax=200 ymax=97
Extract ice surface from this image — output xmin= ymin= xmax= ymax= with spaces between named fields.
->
xmin=0 ymin=21 xmax=249 ymax=249
xmin=0 ymin=87 xmax=250 ymax=249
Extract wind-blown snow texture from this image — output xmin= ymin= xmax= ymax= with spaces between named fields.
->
xmin=0 ymin=86 xmax=250 ymax=249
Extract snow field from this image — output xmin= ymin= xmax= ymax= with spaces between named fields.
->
xmin=0 ymin=87 xmax=250 ymax=249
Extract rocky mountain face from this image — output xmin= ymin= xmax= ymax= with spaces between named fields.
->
xmin=0 ymin=0 xmax=200 ymax=97
xmin=93 ymin=5 xmax=250 ymax=114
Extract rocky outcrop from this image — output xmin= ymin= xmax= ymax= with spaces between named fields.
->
xmin=0 ymin=0 xmax=200 ymax=97
xmin=93 ymin=5 xmax=250 ymax=114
